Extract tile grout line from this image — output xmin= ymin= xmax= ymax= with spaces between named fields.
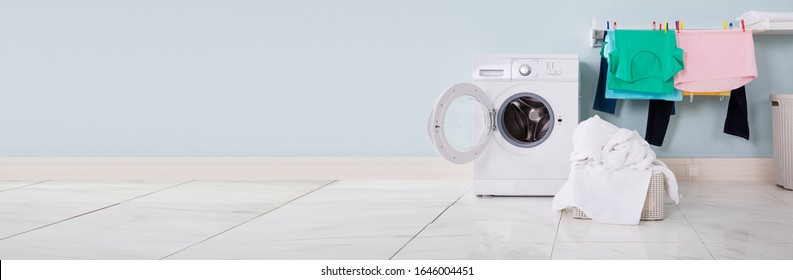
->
xmin=675 ymin=203 xmax=716 ymax=260
xmin=0 ymin=203 xmax=120 ymax=241
xmin=118 ymin=180 xmax=196 ymax=204
xmin=158 ymin=180 xmax=338 ymax=260
xmin=432 ymin=190 xmax=469 ymax=224
xmin=0 ymin=180 xmax=51 ymax=193
xmin=548 ymin=209 xmax=564 ymax=260
xmin=764 ymin=189 xmax=792 ymax=207
xmin=388 ymin=186 xmax=472 ymax=260
xmin=0 ymin=180 xmax=193 ymax=241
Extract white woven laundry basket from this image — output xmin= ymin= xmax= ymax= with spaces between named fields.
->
xmin=573 ymin=172 xmax=665 ymax=220
xmin=771 ymin=94 xmax=793 ymax=190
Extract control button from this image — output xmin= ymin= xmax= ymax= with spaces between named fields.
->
xmin=518 ymin=64 xmax=532 ymax=76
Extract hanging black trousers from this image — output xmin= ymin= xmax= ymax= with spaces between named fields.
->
xmin=645 ymin=100 xmax=675 ymax=147
xmin=724 ymin=86 xmax=750 ymax=140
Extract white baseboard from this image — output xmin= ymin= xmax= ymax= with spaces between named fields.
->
xmin=660 ymin=157 xmax=775 ymax=183
xmin=0 ymin=157 xmax=471 ymax=180
xmin=0 ymin=157 xmax=774 ymax=182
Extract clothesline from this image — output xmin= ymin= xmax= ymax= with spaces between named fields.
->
xmin=590 ymin=18 xmax=763 ymax=48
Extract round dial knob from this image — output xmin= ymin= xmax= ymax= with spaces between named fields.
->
xmin=518 ymin=64 xmax=532 ymax=76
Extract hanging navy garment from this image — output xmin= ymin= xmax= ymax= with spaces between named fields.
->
xmin=593 ymin=31 xmax=618 ymax=114
xmin=724 ymin=86 xmax=750 ymax=140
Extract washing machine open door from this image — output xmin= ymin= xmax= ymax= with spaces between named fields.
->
xmin=428 ymin=83 xmax=495 ymax=164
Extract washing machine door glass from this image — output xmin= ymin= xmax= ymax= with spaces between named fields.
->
xmin=428 ymin=83 xmax=494 ymax=164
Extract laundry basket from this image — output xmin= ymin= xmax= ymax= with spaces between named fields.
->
xmin=573 ymin=172 xmax=665 ymax=220
xmin=771 ymin=94 xmax=793 ymax=190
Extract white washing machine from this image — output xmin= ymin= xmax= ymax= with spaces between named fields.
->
xmin=428 ymin=54 xmax=579 ymax=196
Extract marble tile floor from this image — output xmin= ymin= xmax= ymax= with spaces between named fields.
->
xmin=0 ymin=179 xmax=791 ymax=260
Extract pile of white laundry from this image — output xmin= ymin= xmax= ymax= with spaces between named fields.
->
xmin=552 ymin=115 xmax=680 ymax=225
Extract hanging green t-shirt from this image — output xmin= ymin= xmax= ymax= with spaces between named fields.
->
xmin=607 ymin=30 xmax=684 ymax=94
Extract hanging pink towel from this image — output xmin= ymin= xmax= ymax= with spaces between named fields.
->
xmin=674 ymin=30 xmax=757 ymax=92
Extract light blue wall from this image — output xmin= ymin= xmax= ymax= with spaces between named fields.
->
xmin=1 ymin=0 xmax=792 ymax=157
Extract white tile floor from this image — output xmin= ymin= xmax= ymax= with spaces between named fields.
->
xmin=0 ymin=179 xmax=791 ymax=260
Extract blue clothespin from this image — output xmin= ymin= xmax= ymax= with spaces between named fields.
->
xmin=607 ymin=21 xmax=610 ymax=30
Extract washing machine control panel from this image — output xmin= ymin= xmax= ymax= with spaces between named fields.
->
xmin=512 ymin=58 xmax=578 ymax=82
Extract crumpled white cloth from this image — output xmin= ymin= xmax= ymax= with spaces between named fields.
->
xmin=569 ymin=114 xmax=617 ymax=166
xmin=552 ymin=115 xmax=680 ymax=225
xmin=602 ymin=129 xmax=655 ymax=170
xmin=737 ymin=11 xmax=793 ymax=23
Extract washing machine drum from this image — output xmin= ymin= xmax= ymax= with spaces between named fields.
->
xmin=498 ymin=93 xmax=554 ymax=148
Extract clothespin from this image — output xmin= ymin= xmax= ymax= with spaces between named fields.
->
xmin=675 ymin=21 xmax=680 ymax=33
xmin=723 ymin=20 xmax=727 ymax=30
xmin=613 ymin=21 xmax=617 ymax=29
xmin=741 ymin=19 xmax=745 ymax=32
xmin=653 ymin=21 xmax=656 ymax=30
xmin=681 ymin=20 xmax=684 ymax=31
xmin=730 ymin=22 xmax=734 ymax=29
xmin=607 ymin=21 xmax=610 ymax=30
xmin=664 ymin=21 xmax=668 ymax=34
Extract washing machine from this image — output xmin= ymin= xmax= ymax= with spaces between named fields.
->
xmin=428 ymin=54 xmax=579 ymax=196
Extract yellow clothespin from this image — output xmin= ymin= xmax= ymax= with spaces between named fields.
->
xmin=681 ymin=20 xmax=684 ymax=31
xmin=664 ymin=21 xmax=668 ymax=34
xmin=723 ymin=20 xmax=727 ymax=30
